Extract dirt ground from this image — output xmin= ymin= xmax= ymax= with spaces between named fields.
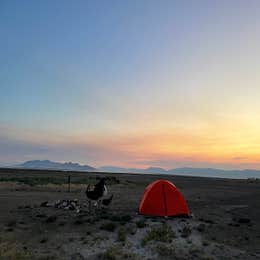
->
xmin=0 ymin=168 xmax=259 ymax=260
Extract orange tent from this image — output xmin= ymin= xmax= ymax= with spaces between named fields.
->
xmin=139 ymin=180 xmax=190 ymax=217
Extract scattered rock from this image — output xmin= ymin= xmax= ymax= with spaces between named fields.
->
xmin=6 ymin=220 xmax=16 ymax=227
xmin=46 ymin=215 xmax=57 ymax=223
xmin=40 ymin=238 xmax=48 ymax=243
xmin=238 ymin=218 xmax=251 ymax=224
xmin=40 ymin=201 xmax=48 ymax=207
xmin=120 ymin=215 xmax=132 ymax=222
xmin=71 ymin=252 xmax=85 ymax=260
xmin=204 ymin=219 xmax=215 ymax=224
xmin=181 ymin=226 xmax=192 ymax=238
xmin=135 ymin=219 xmax=147 ymax=228
xmin=74 ymin=220 xmax=83 ymax=225
xmin=197 ymin=223 xmax=206 ymax=232
xmin=202 ymin=241 xmax=209 ymax=246
xmin=36 ymin=213 xmax=47 ymax=218
xmin=40 ymin=199 xmax=81 ymax=212
xmin=228 ymin=222 xmax=240 ymax=227
xmin=198 ymin=218 xmax=215 ymax=224
xmin=126 ymin=223 xmax=137 ymax=235
xmin=100 ymin=222 xmax=117 ymax=232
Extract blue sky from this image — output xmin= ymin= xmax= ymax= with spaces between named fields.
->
xmin=1 ymin=0 xmax=260 ymax=169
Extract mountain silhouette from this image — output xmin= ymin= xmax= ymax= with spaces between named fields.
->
xmin=16 ymin=160 xmax=95 ymax=172
xmin=98 ymin=166 xmax=260 ymax=179
xmin=11 ymin=160 xmax=260 ymax=179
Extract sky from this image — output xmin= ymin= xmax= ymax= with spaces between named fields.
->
xmin=1 ymin=0 xmax=260 ymax=169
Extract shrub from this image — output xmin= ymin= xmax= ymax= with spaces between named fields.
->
xmin=99 ymin=246 xmax=137 ymax=260
xmin=7 ymin=220 xmax=16 ymax=227
xmin=126 ymin=224 xmax=137 ymax=235
xmin=120 ymin=215 xmax=132 ymax=222
xmin=109 ymin=215 xmax=132 ymax=224
xmin=100 ymin=247 xmax=117 ymax=260
xmin=135 ymin=219 xmax=146 ymax=228
xmin=156 ymin=243 xmax=175 ymax=257
xmin=109 ymin=215 xmax=121 ymax=222
xmin=100 ymin=222 xmax=117 ymax=232
xmin=0 ymin=241 xmax=33 ymax=260
xmin=181 ymin=226 xmax=192 ymax=238
xmin=117 ymin=227 xmax=127 ymax=243
xmin=141 ymin=224 xmax=175 ymax=246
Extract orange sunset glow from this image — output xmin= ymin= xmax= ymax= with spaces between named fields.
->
xmin=1 ymin=1 xmax=260 ymax=171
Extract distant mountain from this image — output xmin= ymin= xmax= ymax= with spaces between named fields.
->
xmin=98 ymin=166 xmax=145 ymax=173
xmin=98 ymin=166 xmax=129 ymax=173
xmin=168 ymin=167 xmax=260 ymax=179
xmin=98 ymin=166 xmax=260 ymax=179
xmin=144 ymin=167 xmax=167 ymax=174
xmin=98 ymin=166 xmax=167 ymax=174
xmin=15 ymin=160 xmax=95 ymax=172
xmin=10 ymin=161 xmax=260 ymax=179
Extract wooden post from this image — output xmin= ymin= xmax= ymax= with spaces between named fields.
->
xmin=68 ymin=175 xmax=71 ymax=192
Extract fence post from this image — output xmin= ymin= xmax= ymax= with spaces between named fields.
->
xmin=68 ymin=175 xmax=71 ymax=192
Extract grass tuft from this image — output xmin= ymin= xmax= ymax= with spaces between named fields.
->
xmin=156 ymin=243 xmax=176 ymax=257
xmin=117 ymin=226 xmax=127 ymax=243
xmin=141 ymin=224 xmax=175 ymax=246
xmin=181 ymin=226 xmax=192 ymax=238
xmin=99 ymin=246 xmax=137 ymax=260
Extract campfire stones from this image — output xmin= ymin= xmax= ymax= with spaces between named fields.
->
xmin=40 ymin=199 xmax=81 ymax=212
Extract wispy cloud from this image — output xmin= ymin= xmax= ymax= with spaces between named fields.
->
xmin=232 ymin=156 xmax=248 ymax=160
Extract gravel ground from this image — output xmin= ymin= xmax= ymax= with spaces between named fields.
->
xmin=0 ymin=168 xmax=259 ymax=259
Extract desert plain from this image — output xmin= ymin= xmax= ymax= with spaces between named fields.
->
xmin=0 ymin=168 xmax=259 ymax=260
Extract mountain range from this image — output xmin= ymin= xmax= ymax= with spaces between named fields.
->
xmin=15 ymin=160 xmax=95 ymax=172
xmin=99 ymin=165 xmax=260 ymax=179
xmin=10 ymin=160 xmax=260 ymax=179
xmin=98 ymin=166 xmax=167 ymax=174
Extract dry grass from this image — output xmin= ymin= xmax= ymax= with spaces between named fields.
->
xmin=141 ymin=224 xmax=175 ymax=246
xmin=99 ymin=246 xmax=138 ymax=260
xmin=0 ymin=241 xmax=33 ymax=260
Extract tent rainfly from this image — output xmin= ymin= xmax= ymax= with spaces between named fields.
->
xmin=139 ymin=180 xmax=190 ymax=217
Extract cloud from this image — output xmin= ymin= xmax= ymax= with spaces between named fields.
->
xmin=232 ymin=156 xmax=248 ymax=160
